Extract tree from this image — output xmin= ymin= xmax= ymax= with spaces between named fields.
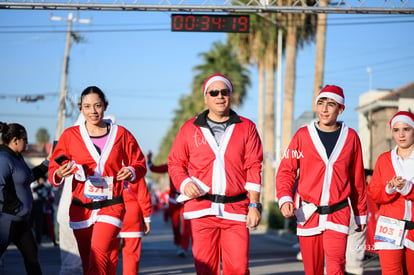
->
xmin=36 ymin=127 xmax=50 ymax=145
xmin=228 ymin=3 xmax=317 ymax=216
xmin=228 ymin=12 xmax=281 ymax=217
xmin=281 ymin=1 xmax=317 ymax=151
xmin=155 ymin=40 xmax=250 ymax=164
xmin=36 ymin=127 xmax=50 ymax=152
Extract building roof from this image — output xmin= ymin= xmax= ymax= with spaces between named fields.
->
xmin=355 ymin=81 xmax=414 ymax=113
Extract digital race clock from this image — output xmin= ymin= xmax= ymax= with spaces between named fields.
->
xmin=171 ymin=14 xmax=249 ymax=33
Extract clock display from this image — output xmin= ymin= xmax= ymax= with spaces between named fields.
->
xmin=171 ymin=14 xmax=249 ymax=33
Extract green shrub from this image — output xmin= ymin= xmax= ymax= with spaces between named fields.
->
xmin=267 ymin=201 xmax=296 ymax=232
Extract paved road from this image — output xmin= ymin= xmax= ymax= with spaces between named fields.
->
xmin=0 ymin=212 xmax=381 ymax=274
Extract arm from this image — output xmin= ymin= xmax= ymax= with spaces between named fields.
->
xmin=147 ymin=151 xmax=169 ymax=173
xmin=118 ymin=129 xmax=147 ymax=183
xmin=348 ymin=134 xmax=367 ymax=227
xmin=367 ymin=153 xmax=400 ymax=205
xmin=276 ymin=133 xmax=301 ymax=216
xmin=47 ymin=131 xmax=76 ymax=186
xmin=246 ymin=190 xmax=261 ymax=228
xmin=168 ymin=122 xmax=198 ymax=196
xmin=136 ymin=178 xmax=152 ymax=235
xmin=243 ymin=122 xmax=263 ymax=228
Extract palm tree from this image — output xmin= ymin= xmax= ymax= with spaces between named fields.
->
xmin=154 ymin=40 xmax=250 ymax=163
xmin=281 ymin=1 xmax=317 ymax=151
xmin=312 ymin=0 xmax=330 ymax=111
xmin=228 ymin=12 xmax=281 ymax=216
xmin=228 ymin=3 xmax=317 ymax=216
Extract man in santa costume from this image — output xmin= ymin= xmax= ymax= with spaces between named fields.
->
xmin=276 ymin=85 xmax=367 ymax=275
xmin=168 ymin=73 xmax=263 ymax=274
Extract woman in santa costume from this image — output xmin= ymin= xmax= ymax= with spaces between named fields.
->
xmin=276 ymin=85 xmax=367 ymax=275
xmin=109 ymin=177 xmax=151 ymax=274
xmin=48 ymin=86 xmax=146 ymax=275
xmin=367 ymin=110 xmax=414 ymax=275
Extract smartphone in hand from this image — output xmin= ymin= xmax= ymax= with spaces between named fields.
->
xmin=55 ymin=154 xmax=69 ymax=166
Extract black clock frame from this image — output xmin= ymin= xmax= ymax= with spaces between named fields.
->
xmin=171 ymin=14 xmax=250 ymax=33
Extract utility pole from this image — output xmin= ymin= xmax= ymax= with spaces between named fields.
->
xmin=51 ymin=12 xmax=91 ymax=139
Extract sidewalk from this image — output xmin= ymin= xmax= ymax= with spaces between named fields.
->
xmin=0 ymin=212 xmax=381 ymax=275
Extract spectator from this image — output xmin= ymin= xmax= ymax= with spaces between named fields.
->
xmin=0 ymin=121 xmax=49 ymax=275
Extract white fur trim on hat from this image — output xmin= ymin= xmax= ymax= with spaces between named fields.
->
xmin=203 ymin=76 xmax=233 ymax=95
xmin=390 ymin=114 xmax=414 ymax=129
xmin=315 ymin=92 xmax=345 ymax=106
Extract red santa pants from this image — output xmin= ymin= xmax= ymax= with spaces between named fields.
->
xmin=299 ymin=229 xmax=347 ymax=275
xmin=170 ymin=203 xmax=191 ymax=250
xmin=73 ymin=222 xmax=121 ymax=275
xmin=190 ymin=216 xmax=250 ymax=275
xmin=122 ymin=237 xmax=142 ymax=275
xmin=108 ymin=236 xmax=142 ymax=275
xmin=378 ymin=248 xmax=414 ymax=275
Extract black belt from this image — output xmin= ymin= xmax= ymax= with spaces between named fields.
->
xmin=202 ymin=193 xmax=247 ymax=204
xmin=304 ymin=199 xmax=348 ymax=215
xmin=72 ymin=196 xmax=123 ymax=210
xmin=404 ymin=220 xmax=414 ymax=230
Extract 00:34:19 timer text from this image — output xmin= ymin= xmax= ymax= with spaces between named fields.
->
xmin=171 ymin=14 xmax=249 ymax=33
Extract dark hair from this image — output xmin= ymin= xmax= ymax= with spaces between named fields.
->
xmin=0 ymin=122 xmax=26 ymax=145
xmin=78 ymin=86 xmax=108 ymax=111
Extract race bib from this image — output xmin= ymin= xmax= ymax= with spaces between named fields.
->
xmin=374 ymin=215 xmax=405 ymax=246
xmin=84 ymin=176 xmax=114 ymax=200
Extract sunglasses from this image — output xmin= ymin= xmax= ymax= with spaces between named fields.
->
xmin=207 ymin=89 xmax=231 ymax=97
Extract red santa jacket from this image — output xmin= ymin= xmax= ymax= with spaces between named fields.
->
xmin=368 ymin=148 xmax=414 ymax=250
xmin=119 ymin=177 xmax=152 ymax=238
xmin=48 ymin=120 xmax=146 ymax=229
xmin=276 ymin=121 xmax=367 ymax=236
xmin=168 ymin=110 xmax=263 ymax=222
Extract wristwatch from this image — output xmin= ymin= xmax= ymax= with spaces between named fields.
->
xmin=249 ymin=202 xmax=262 ymax=213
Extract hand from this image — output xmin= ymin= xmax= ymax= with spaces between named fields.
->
xmin=143 ymin=222 xmax=151 ymax=235
xmin=147 ymin=151 xmax=152 ymax=162
xmin=117 ymin=167 xmax=133 ymax=181
xmin=183 ymin=181 xmax=202 ymax=199
xmin=56 ymin=161 xmax=76 ymax=178
xmin=388 ymin=176 xmax=407 ymax=190
xmin=356 ymin=224 xmax=366 ymax=232
xmin=280 ymin=202 xmax=295 ymax=218
xmin=246 ymin=207 xmax=261 ymax=228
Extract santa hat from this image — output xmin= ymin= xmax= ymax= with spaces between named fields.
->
xmin=389 ymin=111 xmax=414 ymax=129
xmin=203 ymin=73 xmax=233 ymax=96
xmin=315 ymin=85 xmax=345 ymax=109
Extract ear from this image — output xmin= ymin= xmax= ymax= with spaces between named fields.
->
xmin=78 ymin=104 xmax=82 ymax=111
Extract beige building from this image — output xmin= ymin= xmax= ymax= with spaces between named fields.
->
xmin=356 ymin=82 xmax=414 ymax=169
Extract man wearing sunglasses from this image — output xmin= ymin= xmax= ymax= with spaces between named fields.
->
xmin=168 ymin=73 xmax=263 ymax=275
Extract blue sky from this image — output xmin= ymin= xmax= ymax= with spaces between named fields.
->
xmin=0 ymin=9 xmax=413 ymax=155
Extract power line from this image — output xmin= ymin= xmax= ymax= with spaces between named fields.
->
xmin=0 ymin=17 xmax=413 ymax=34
